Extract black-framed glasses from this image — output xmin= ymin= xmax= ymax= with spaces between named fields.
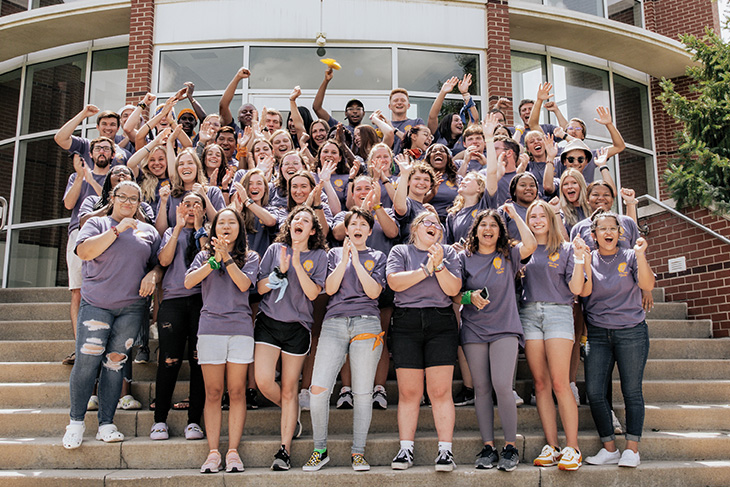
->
xmin=93 ymin=146 xmax=113 ymax=153
xmin=114 ymin=194 xmax=140 ymax=204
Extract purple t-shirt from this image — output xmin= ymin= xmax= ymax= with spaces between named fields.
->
xmin=583 ymin=248 xmax=645 ymax=329
xmin=458 ymin=245 xmax=524 ymax=345
xmin=444 ymin=191 xmax=499 ymax=245
xmin=187 ymin=250 xmax=259 ymax=336
xmin=68 ymin=135 xmax=131 ymax=168
xmin=429 ymin=176 xmax=461 ymax=221
xmin=527 ymin=160 xmax=558 ymax=201
xmin=521 ymin=244 xmax=577 ymax=305
xmin=392 ymin=117 xmax=426 ymax=155
xmin=570 ymin=214 xmax=639 ymax=251
xmin=268 ymin=184 xmax=287 ymax=209
xmin=324 ymin=247 xmax=387 ymax=321
xmin=394 ymin=197 xmax=426 ymax=242
xmin=79 ymin=195 xmax=155 ymax=224
xmin=386 ymin=244 xmax=461 ymax=308
xmin=159 ymin=227 xmax=200 ymax=300
xmin=75 ymin=216 xmax=160 ymax=309
xmin=165 ymin=187 xmax=225 ymax=228
xmin=333 ymin=209 xmax=399 ymax=256
xmin=498 ymin=201 xmax=529 ymax=242
xmin=257 ymin=243 xmax=328 ymax=331
xmin=245 ymin=209 xmax=278 ymax=259
xmin=64 ymin=172 xmax=108 ymax=234
xmin=377 ymin=178 xmax=395 ymax=209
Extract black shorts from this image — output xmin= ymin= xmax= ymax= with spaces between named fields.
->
xmin=390 ymin=306 xmax=459 ymax=369
xmin=378 ymin=285 xmax=395 ymax=309
xmin=254 ymin=312 xmax=311 ymax=356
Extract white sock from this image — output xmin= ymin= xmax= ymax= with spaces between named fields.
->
xmin=438 ymin=441 xmax=452 ymax=452
xmin=400 ymin=440 xmax=414 ymax=452
xmin=70 ymin=420 xmax=84 ymax=426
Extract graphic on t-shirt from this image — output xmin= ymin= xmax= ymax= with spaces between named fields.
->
xmin=303 ymin=259 xmax=314 ymax=272
xmin=446 ymin=180 xmax=455 ymax=188
xmin=471 ymin=208 xmax=478 ymax=218
xmin=364 ymin=259 xmax=375 ymax=272
xmin=494 ymin=256 xmax=504 ymax=274
xmin=618 ymin=262 xmax=628 ymax=276
xmin=334 ymin=179 xmax=344 ymax=188
xmin=548 ymin=252 xmax=560 ymax=269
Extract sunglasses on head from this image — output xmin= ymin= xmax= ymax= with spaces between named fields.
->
xmin=566 ymin=156 xmax=586 ymax=164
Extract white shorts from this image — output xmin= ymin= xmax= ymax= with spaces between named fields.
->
xmin=66 ymin=229 xmax=82 ymax=290
xmin=197 ymin=334 xmax=254 ymax=365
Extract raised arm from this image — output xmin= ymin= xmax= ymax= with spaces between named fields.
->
xmin=219 ymin=67 xmax=250 ymax=126
xmin=527 ymin=82 xmax=552 ymax=133
xmin=392 ymin=155 xmax=412 ymax=217
xmin=369 ymin=110 xmax=395 ymax=147
xmin=312 ymin=68 xmax=334 ymax=122
xmin=183 ymin=82 xmax=208 ymax=122
xmin=459 ymin=74 xmax=479 ymax=124
xmin=63 ymin=155 xmax=86 ymax=210
xmin=634 ymin=238 xmax=655 ymax=291
xmin=289 ymin=86 xmax=307 ymax=142
xmin=55 ymin=105 xmax=99 ymax=150
xmin=594 ymin=106 xmax=626 ymax=158
xmin=124 ymin=93 xmax=156 ymax=147
xmin=427 ymin=76 xmax=459 ymax=135
xmin=482 ymin=113 xmax=500 ymax=196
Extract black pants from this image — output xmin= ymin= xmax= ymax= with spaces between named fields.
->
xmin=154 ymin=294 xmax=205 ymax=424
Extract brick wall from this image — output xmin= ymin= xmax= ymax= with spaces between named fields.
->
xmin=125 ymin=0 xmax=155 ymax=107
xmin=486 ymin=0 xmax=513 ymax=125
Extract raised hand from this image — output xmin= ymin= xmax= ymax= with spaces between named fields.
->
xmin=183 ymin=82 xmax=195 ymax=99
xmin=502 ymin=201 xmax=518 ymax=219
xmin=72 ymin=153 xmax=85 ymax=177
xmin=594 ymin=147 xmax=609 ymax=167
xmin=553 ymin=126 xmax=566 ymax=139
xmin=545 ymin=133 xmax=558 ymax=160
xmin=279 ymin=245 xmax=291 ymax=273
xmin=116 ymin=217 xmax=138 ymax=233
xmin=536 ymin=82 xmax=554 ymax=102
xmin=634 ymin=236 xmax=648 ymax=255
xmin=548 ymin=196 xmax=561 ymax=215
xmin=159 ymin=184 xmax=171 ymax=202
xmin=318 ymin=158 xmax=336 ymax=182
xmin=482 ymin=112 xmax=500 ymax=137
xmin=620 ymin=187 xmax=637 ymax=206
xmin=290 ymin=86 xmax=302 ymax=101
xmin=594 ymin=106 xmax=613 ymax=126
xmin=235 ymin=67 xmax=251 ymax=80
xmin=395 ymin=153 xmax=412 ymax=175
xmin=324 ymin=67 xmax=334 ymax=82
xmin=440 ymin=76 xmax=459 ymax=94
xmin=142 ymin=93 xmax=156 ymax=106
xmin=174 ymin=203 xmax=186 ymax=229
xmin=174 ymin=87 xmax=188 ymax=101
xmin=458 ymin=73 xmax=473 ymax=94
xmin=84 ymin=104 xmax=100 ymax=118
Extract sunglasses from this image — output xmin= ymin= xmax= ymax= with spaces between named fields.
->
xmin=566 ymin=156 xmax=586 ymax=164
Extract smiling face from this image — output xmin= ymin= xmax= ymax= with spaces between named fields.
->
xmin=525 ymin=133 xmax=545 ymax=158
xmin=311 ymin=122 xmax=329 ymax=146
xmin=593 ymin=215 xmax=621 ymax=252
xmin=450 ymin=114 xmax=464 ymax=135
xmin=147 ymin=148 xmax=167 ymax=178
xmin=477 ymin=215 xmax=501 ymax=250
xmin=464 ymin=133 xmax=484 ymax=153
xmin=290 ymin=175 xmax=313 ymax=205
xmin=178 ymin=113 xmax=197 ymax=135
xmin=563 ymin=149 xmax=589 ymax=171
xmin=389 ymin=93 xmax=410 ymax=117
xmin=427 ymin=144 xmax=448 ymax=171
xmin=561 ymin=175 xmax=580 ymax=204
xmin=519 ymin=102 xmax=534 ymax=125
xmin=411 ymin=127 xmax=433 ymax=151
xmin=408 ymin=169 xmax=432 ymax=198
xmin=528 ymin=204 xmax=549 ymax=237
xmin=458 ymin=173 xmax=481 ymax=197
xmin=280 ymin=154 xmax=304 ymax=181
xmin=352 ymin=178 xmax=373 ymax=203
xmin=215 ymin=209 xmax=240 ymax=243
xmin=588 ymin=184 xmax=614 ymax=211
xmin=271 ymin=133 xmax=293 ymax=157
xmin=253 ymin=141 xmax=273 ymax=162
xmin=111 ymin=184 xmax=140 ymax=220
xmin=216 ymin=132 xmax=236 ymax=160
xmin=290 ymin=210 xmax=315 ymax=244
xmin=247 ymin=173 xmax=266 ymax=203
xmin=514 ymin=175 xmax=537 ymax=205
xmin=204 ymin=145 xmax=223 ymax=171
xmin=319 ymin=142 xmax=342 ymax=167
xmin=97 ymin=117 xmax=119 ymax=139
xmin=346 ymin=214 xmax=372 ymax=246
xmin=176 ymin=153 xmax=198 ymax=185
xmin=567 ymin=120 xmax=585 ymax=140
xmin=345 ymin=104 xmax=364 ymax=125
xmin=109 ymin=167 xmax=133 ymax=188
xmin=414 ymin=213 xmax=441 ymax=246
xmin=238 ymin=104 xmax=255 ymax=127
xmin=369 ymin=146 xmax=391 ymax=171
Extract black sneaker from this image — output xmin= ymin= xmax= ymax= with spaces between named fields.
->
xmin=221 ymin=392 xmax=229 ymax=411
xmin=391 ymin=448 xmax=414 ymax=470
xmin=435 ymin=449 xmax=456 ymax=472
xmin=475 ymin=444 xmax=499 ymax=469
xmin=497 ymin=444 xmax=520 ymax=472
xmin=453 ymin=386 xmax=475 ymax=407
xmin=246 ymin=388 xmax=259 ymax=410
xmin=271 ymin=445 xmax=291 ymax=471
xmin=134 ymin=346 xmax=150 ymax=364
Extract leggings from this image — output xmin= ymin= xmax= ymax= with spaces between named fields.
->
xmin=154 ymin=294 xmax=204 ymax=425
xmin=463 ymin=337 xmax=519 ymax=443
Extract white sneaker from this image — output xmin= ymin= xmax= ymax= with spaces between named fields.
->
xmin=87 ymin=395 xmax=99 ymax=411
xmin=585 ymin=448 xmax=620 ymax=465
xmin=611 ymin=410 xmax=623 ymax=434
xmin=298 ymin=388 xmax=310 ymax=411
xmin=63 ymin=423 xmax=85 ymax=449
xmin=618 ymin=449 xmax=640 ymax=468
xmin=513 ymin=390 xmax=524 ymax=407
xmin=570 ymin=382 xmax=580 ymax=405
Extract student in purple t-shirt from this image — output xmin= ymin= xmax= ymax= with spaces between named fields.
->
xmin=520 ymin=200 xmax=590 ymax=470
xmin=393 ymin=159 xmax=437 ymax=242
xmin=362 ymin=143 xmax=397 ymax=209
xmin=386 ymin=211 xmax=462 ymax=471
xmin=456 ymin=205 xmax=536 ymax=471
xmin=150 ymin=193 xmax=208 ymax=443
xmin=581 ymin=212 xmax=655 ymax=468
xmin=62 ymin=181 xmax=161 ymax=451
xmin=184 ymin=208 xmax=260 ymax=473
xmin=423 ymin=144 xmax=461 ymax=222
xmin=268 ymin=151 xmax=307 ymax=209
xmin=272 ymin=171 xmax=333 ymax=238
xmin=557 ymin=169 xmax=592 ymax=236
xmin=254 ymin=206 xmax=328 ymax=471
xmin=314 ymin=139 xmax=354 ymax=213
xmin=304 ymin=208 xmax=387 ymax=471
xmin=499 ymin=172 xmax=539 ymax=241
xmin=229 ymin=168 xmax=278 ymax=260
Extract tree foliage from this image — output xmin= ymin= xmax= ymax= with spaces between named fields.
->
xmin=658 ymin=25 xmax=730 ymax=214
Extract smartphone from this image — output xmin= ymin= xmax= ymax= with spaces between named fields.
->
xmin=480 ymin=287 xmax=489 ymax=300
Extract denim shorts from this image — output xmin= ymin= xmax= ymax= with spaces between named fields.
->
xmin=519 ymin=302 xmax=574 ymax=341
xmin=197 ymin=334 xmax=254 ymax=365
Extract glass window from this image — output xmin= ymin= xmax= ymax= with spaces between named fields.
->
xmin=0 ymin=69 xmax=21 ymax=141
xmin=613 ymin=74 xmax=651 ymax=149
xmin=21 ymin=54 xmax=86 ymax=135
xmin=32 ymin=0 xmax=87 ymax=7
xmin=7 ymin=224 xmax=68 ymax=287
xmin=551 ymin=59 xmax=610 ymax=138
xmin=511 ymin=52 xmax=547 ymax=123
xmin=0 ymin=143 xmax=14 ymax=203
xmin=1 ymin=0 xmax=27 ymax=17
xmin=546 ymin=0 xmax=603 ymax=17
xmin=407 ymin=97 xmax=482 ymax=129
xmin=249 ymin=47 xmax=391 ymax=90
xmin=14 ymin=136 xmax=74 ymax=224
xmin=618 ymin=148 xmax=655 ymax=203
xmin=159 ymin=47 xmax=244 ymax=93
xmin=398 ymin=49 xmax=480 ymax=95
xmin=608 ymin=0 xmax=643 ymax=27
xmin=89 ymin=47 xmax=128 ymax=115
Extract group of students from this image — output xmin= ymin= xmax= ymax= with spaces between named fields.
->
xmin=57 ymin=65 xmax=654 ymax=474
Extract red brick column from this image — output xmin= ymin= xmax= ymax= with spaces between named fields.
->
xmin=485 ymin=0 xmax=513 ymax=124
xmin=125 ymin=0 xmax=155 ymax=106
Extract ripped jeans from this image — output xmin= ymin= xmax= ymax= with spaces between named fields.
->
xmin=69 ymin=298 xmax=146 ymax=425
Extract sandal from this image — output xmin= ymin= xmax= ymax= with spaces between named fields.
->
xmin=226 ymin=449 xmax=244 ymax=473
xmin=62 ymin=423 xmax=85 ymax=449
xmin=62 ymin=352 xmax=75 ymax=366
xmin=201 ymin=450 xmax=222 ymax=474
xmin=96 ymin=424 xmax=124 ymax=443
xmin=149 ymin=399 xmax=156 ymax=411
xmin=172 ymin=398 xmax=190 ymax=410
xmin=117 ymin=395 xmax=142 ymax=410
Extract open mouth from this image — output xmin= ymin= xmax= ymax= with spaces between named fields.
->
xmin=426 ymin=228 xmax=436 ymax=237
xmin=353 ymin=231 xmax=363 ymax=239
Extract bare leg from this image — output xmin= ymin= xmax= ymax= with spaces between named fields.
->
xmin=201 ymin=364 xmax=226 ymax=452
xmin=395 ymin=368 xmax=425 ymax=440
xmin=426 ymin=365 xmax=455 ymax=442
xmin=226 ymin=363 xmax=248 ymax=450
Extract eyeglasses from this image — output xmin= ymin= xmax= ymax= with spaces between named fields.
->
xmin=111 ymin=171 xmax=131 ymax=178
xmin=420 ymin=220 xmax=440 ymax=228
xmin=566 ymin=156 xmax=586 ymax=164
xmin=93 ymin=146 xmax=113 ymax=153
xmin=114 ymin=194 xmax=139 ymax=204
xmin=346 ymin=106 xmax=363 ymax=112
xmin=596 ymin=226 xmax=619 ymax=233
xmin=568 ymin=126 xmax=584 ymax=132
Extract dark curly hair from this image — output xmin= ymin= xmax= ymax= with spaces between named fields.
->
xmin=465 ymin=209 xmax=512 ymax=259
xmin=94 ymin=165 xmax=134 ymax=210
xmin=204 ymin=208 xmax=250 ymax=271
xmin=274 ymin=204 xmax=328 ymax=251
xmin=425 ymin=143 xmax=458 ymax=185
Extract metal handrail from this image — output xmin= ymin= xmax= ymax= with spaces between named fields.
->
xmin=637 ymin=194 xmax=730 ymax=246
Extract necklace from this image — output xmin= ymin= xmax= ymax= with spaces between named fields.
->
xmin=597 ymin=250 xmax=619 ymax=266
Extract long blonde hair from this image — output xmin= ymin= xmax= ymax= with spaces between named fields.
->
xmin=241 ymin=168 xmax=270 ymax=234
xmin=448 ymin=172 xmax=485 ymax=215
xmin=559 ymin=169 xmax=592 ymax=228
xmin=526 ymin=199 xmax=565 ymax=255
xmin=171 ymin=147 xmax=208 ymax=197
xmin=139 ymin=145 xmax=166 ymax=202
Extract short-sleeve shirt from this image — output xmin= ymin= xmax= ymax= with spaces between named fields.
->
xmin=458 ymin=245 xmax=524 ymax=345
xmin=159 ymin=227 xmax=200 ymax=300
xmin=521 ymin=243 xmax=577 ymax=305
xmin=392 ymin=117 xmax=426 ymax=155
xmin=68 ymin=135 xmax=131 ymax=168
xmin=165 ymin=187 xmax=225 ymax=228
xmin=64 ymin=172 xmax=108 ymax=235
xmin=429 ymin=176 xmax=461 ymax=221
xmin=394 ymin=197 xmax=426 ymax=242
xmin=499 ymin=202 xmax=529 ymax=242
xmin=333 ymin=209 xmax=400 ymax=256
xmin=187 ymin=250 xmax=260 ymax=336
xmin=324 ymin=247 xmax=387 ymax=321
xmin=386 ymin=244 xmax=461 ymax=308
xmin=257 ymin=243 xmax=328 ymax=331
xmin=75 ymin=216 xmax=160 ymax=309
xmin=444 ymin=191 xmax=499 ymax=245
xmin=570 ymin=214 xmax=639 ymax=251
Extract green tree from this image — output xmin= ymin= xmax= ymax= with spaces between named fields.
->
xmin=658 ymin=26 xmax=730 ymax=214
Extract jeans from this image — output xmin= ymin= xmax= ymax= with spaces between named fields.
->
xmin=585 ymin=321 xmax=649 ymax=442
xmin=309 ymin=315 xmax=383 ymax=454
xmin=69 ymin=298 xmax=147 ymax=425
xmin=155 ymin=295 xmax=204 ymax=424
